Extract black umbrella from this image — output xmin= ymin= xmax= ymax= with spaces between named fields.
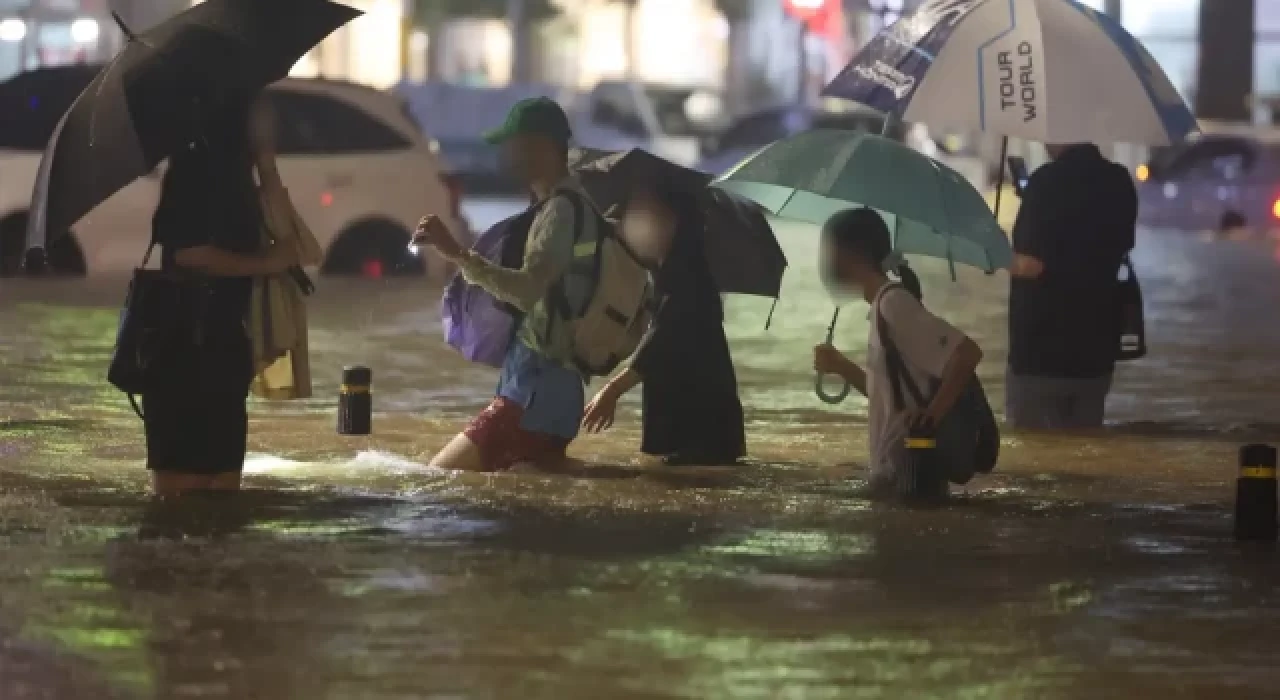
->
xmin=699 ymin=186 xmax=787 ymax=299
xmin=569 ymin=147 xmax=713 ymax=214
xmin=26 ymin=0 xmax=361 ymax=252
xmin=568 ymin=147 xmax=786 ymax=299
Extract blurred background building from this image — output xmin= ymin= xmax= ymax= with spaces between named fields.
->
xmin=0 ymin=0 xmax=1275 ymax=124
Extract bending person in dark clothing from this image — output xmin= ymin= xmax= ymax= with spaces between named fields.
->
xmin=143 ymin=95 xmax=297 ymax=497
xmin=582 ymin=186 xmax=746 ymax=466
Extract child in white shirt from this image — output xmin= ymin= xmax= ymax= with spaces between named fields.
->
xmin=812 ymin=208 xmax=985 ymax=492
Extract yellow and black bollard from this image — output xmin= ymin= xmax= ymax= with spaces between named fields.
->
xmin=1235 ymin=444 xmax=1277 ymax=541
xmin=900 ymin=427 xmax=947 ymax=504
xmin=337 ymin=366 xmax=372 ymax=436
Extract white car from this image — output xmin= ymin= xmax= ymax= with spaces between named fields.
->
xmin=0 ymin=66 xmax=467 ymax=278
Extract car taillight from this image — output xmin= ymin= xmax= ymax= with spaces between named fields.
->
xmin=440 ymin=173 xmax=463 ymax=218
xmin=1272 ymin=196 xmax=1280 ymax=220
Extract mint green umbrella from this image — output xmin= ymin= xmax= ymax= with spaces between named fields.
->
xmin=713 ymin=129 xmax=1011 ymax=274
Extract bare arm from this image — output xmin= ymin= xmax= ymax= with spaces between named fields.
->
xmin=877 ymin=289 xmax=981 ymax=422
xmin=1011 ymin=253 xmax=1045 ymax=279
xmin=173 ymin=244 xmax=293 ymax=278
xmin=599 ymin=367 xmax=642 ymax=401
xmin=924 ymin=337 xmax=983 ymax=419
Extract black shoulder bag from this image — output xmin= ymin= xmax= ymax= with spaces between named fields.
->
xmin=876 ymin=293 xmax=1000 ymax=486
xmin=106 ymin=241 xmax=208 ymax=419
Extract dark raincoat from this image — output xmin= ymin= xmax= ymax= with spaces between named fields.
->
xmin=631 ymin=214 xmax=746 ymax=461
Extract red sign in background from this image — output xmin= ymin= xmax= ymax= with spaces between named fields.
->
xmin=783 ymin=0 xmax=845 ymax=40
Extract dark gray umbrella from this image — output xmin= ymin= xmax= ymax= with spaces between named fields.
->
xmin=569 ymin=147 xmax=786 ymax=299
xmin=26 ymin=0 xmax=361 ymax=253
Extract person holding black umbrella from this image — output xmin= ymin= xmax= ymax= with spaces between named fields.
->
xmin=142 ymin=92 xmax=298 ymax=496
xmin=21 ymin=1 xmax=360 ymax=496
xmin=581 ymin=184 xmax=747 ymax=466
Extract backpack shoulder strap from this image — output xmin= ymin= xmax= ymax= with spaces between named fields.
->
xmin=541 ymin=187 xmax=591 ymax=345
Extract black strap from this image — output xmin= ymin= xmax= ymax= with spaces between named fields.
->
xmin=122 ymin=240 xmax=158 ymax=421
xmin=876 ymin=286 xmax=929 ymax=412
xmin=542 ymin=188 xmax=590 ymax=345
xmin=127 ymin=394 xmax=144 ymax=419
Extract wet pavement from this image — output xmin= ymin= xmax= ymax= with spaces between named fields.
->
xmin=1 ymin=224 xmax=1280 ymax=699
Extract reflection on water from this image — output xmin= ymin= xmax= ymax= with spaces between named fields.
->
xmin=1 ymin=227 xmax=1280 ymax=698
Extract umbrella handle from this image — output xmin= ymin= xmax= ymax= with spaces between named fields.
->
xmin=815 ymin=371 xmax=852 ymax=405
xmin=815 ymin=307 xmax=851 ymax=405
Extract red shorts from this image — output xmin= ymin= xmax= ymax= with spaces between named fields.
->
xmin=463 ymin=397 xmax=571 ymax=471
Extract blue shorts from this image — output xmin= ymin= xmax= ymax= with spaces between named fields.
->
xmin=495 ymin=341 xmax=584 ymax=441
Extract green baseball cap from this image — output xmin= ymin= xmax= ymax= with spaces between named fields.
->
xmin=483 ymin=97 xmax=572 ymax=145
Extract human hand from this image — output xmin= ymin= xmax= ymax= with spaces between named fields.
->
xmin=582 ymin=386 xmax=620 ymax=433
xmin=413 ymin=215 xmax=464 ymax=261
xmin=813 ymin=343 xmax=851 ymax=377
xmin=899 ymin=405 xmax=944 ymax=434
xmin=1011 ymin=253 xmax=1044 ymax=279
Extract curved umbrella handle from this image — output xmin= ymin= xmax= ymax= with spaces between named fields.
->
xmin=814 ymin=306 xmax=851 ymax=404
xmin=815 ymin=371 xmax=852 ymax=405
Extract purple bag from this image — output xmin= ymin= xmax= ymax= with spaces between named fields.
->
xmin=440 ymin=210 xmax=534 ymax=367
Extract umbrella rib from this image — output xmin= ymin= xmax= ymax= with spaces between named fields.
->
xmin=778 ymin=188 xmax=799 ymax=217
xmin=87 ymin=49 xmax=128 ymax=154
xmin=928 ymin=159 xmax=960 ymax=280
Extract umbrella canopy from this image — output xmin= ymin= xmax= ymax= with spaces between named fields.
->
xmin=821 ymin=0 xmax=1197 ymax=146
xmin=698 ymin=187 xmax=787 ymax=298
xmin=26 ymin=0 xmax=361 ymax=251
xmin=569 ymin=147 xmax=713 ymax=214
xmin=569 ymin=147 xmax=786 ymax=298
xmin=714 ymin=129 xmax=1010 ymax=273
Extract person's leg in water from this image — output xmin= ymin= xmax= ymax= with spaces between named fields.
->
xmin=143 ymin=379 xmax=249 ymax=497
xmin=151 ymin=472 xmax=217 ymax=498
xmin=1006 ymin=371 xmax=1111 ymax=430
xmin=431 ymin=397 xmax=573 ymax=472
xmin=430 ymin=433 xmax=487 ymax=471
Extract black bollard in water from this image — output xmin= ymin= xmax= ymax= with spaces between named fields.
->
xmin=337 ymin=366 xmax=372 ymax=436
xmin=1235 ymin=443 xmax=1277 ymax=541
xmin=899 ymin=426 xmax=948 ymax=504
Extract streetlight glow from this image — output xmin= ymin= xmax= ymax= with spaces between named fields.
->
xmin=70 ymin=18 xmax=100 ymax=43
xmin=0 ymin=18 xmax=26 ymax=43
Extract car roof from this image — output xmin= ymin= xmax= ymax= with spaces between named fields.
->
xmin=275 ymin=77 xmax=422 ymax=142
xmin=0 ymin=64 xmax=411 ymax=115
xmin=0 ymin=64 xmax=423 ymax=147
xmin=1192 ymin=120 xmax=1280 ymax=146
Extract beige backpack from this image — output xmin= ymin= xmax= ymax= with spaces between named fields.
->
xmin=544 ymin=189 xmax=654 ymax=377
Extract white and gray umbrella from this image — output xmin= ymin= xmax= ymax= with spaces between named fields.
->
xmin=823 ymin=0 xmax=1198 ymax=146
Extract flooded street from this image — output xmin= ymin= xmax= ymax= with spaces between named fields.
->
xmin=2 ymin=223 xmax=1280 ymax=699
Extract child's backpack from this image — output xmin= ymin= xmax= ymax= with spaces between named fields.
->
xmin=543 ymin=188 xmax=654 ymax=378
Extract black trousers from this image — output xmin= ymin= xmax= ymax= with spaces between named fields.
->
xmin=142 ymin=329 xmax=253 ymax=475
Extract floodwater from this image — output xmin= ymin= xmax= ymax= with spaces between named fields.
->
xmin=2 ymin=224 xmax=1280 ymax=699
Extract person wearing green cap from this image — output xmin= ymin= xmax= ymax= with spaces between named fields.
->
xmin=415 ymin=97 xmax=602 ymax=472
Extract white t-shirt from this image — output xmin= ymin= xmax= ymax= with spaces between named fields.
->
xmin=866 ymin=284 xmax=967 ymax=482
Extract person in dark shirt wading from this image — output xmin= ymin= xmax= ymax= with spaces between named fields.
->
xmin=143 ymin=95 xmax=298 ymax=497
xmin=1006 ymin=143 xmax=1137 ymax=430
